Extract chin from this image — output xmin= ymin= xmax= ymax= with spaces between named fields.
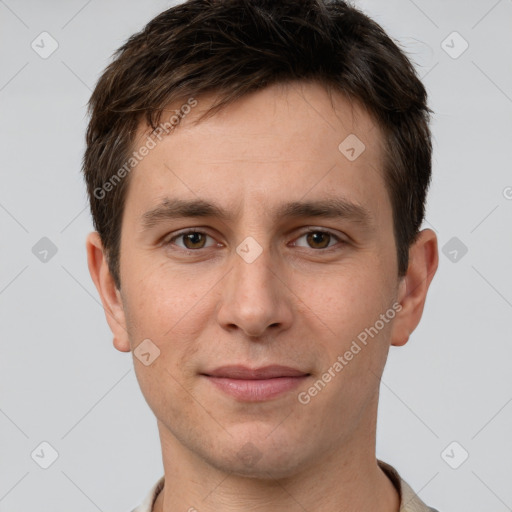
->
xmin=207 ymin=431 xmax=308 ymax=480
xmin=216 ymin=452 xmax=305 ymax=481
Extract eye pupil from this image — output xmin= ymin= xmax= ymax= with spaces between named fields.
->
xmin=307 ymin=232 xmax=330 ymax=249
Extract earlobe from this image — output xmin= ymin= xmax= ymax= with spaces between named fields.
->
xmin=391 ymin=229 xmax=438 ymax=347
xmin=85 ymin=232 xmax=131 ymax=353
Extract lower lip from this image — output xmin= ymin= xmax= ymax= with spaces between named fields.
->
xmin=204 ymin=375 xmax=309 ymax=401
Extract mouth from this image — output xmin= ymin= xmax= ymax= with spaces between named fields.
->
xmin=201 ymin=365 xmax=311 ymax=402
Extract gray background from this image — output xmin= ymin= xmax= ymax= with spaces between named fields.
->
xmin=1 ymin=0 xmax=511 ymax=510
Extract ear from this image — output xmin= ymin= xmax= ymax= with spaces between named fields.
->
xmin=86 ymin=231 xmax=131 ymax=352
xmin=391 ymin=228 xmax=438 ymax=347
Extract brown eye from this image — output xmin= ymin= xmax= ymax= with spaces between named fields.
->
xmin=305 ymin=231 xmax=332 ymax=249
xmin=166 ymin=230 xmax=216 ymax=250
xmin=181 ymin=232 xmax=207 ymax=249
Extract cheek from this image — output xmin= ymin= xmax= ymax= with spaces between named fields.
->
xmin=123 ymin=269 xmax=207 ymax=422
xmin=293 ymin=257 xmax=397 ymax=410
xmin=296 ymin=257 xmax=392 ymax=331
xmin=122 ymin=256 xmax=209 ymax=338
xmin=121 ymin=259 xmax=223 ymax=401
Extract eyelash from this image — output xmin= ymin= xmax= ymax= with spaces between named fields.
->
xmin=163 ymin=228 xmax=345 ymax=253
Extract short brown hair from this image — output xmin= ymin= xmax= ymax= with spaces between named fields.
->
xmin=83 ymin=0 xmax=432 ymax=289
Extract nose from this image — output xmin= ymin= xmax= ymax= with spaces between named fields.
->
xmin=215 ymin=241 xmax=294 ymax=340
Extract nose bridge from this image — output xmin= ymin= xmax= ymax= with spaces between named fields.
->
xmin=216 ymin=235 xmax=291 ymax=337
xmin=234 ymin=236 xmax=274 ymax=295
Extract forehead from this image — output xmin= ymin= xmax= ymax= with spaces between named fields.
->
xmin=125 ymin=80 xmax=390 ymax=225
xmin=145 ymin=81 xmax=382 ymax=160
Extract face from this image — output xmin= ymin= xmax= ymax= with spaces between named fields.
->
xmin=88 ymin=80 xmax=437 ymax=479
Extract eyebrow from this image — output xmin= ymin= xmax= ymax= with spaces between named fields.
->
xmin=140 ymin=197 xmax=374 ymax=230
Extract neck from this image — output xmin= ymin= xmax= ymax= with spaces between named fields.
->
xmin=153 ymin=417 xmax=399 ymax=512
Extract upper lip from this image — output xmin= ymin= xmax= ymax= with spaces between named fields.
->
xmin=203 ymin=365 xmax=309 ymax=379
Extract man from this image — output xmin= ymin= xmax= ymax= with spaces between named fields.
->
xmin=83 ymin=1 xmax=440 ymax=510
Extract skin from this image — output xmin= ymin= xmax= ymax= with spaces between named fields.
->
xmin=87 ymin=80 xmax=438 ymax=512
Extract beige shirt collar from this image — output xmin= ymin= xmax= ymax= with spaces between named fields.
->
xmin=132 ymin=460 xmax=438 ymax=512
xmin=377 ymin=460 xmax=439 ymax=512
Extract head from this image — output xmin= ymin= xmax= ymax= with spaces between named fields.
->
xmin=85 ymin=0 xmax=438 ymax=479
